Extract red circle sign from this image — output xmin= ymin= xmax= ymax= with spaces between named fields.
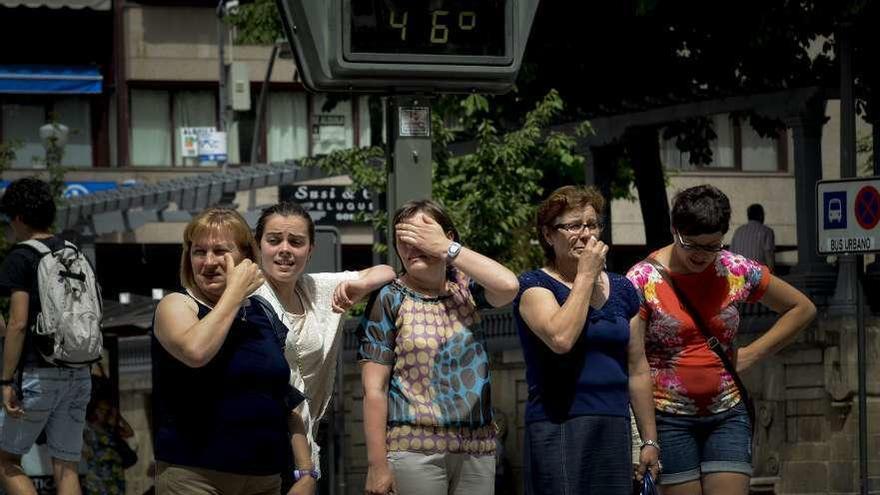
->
xmin=855 ymin=185 xmax=880 ymax=230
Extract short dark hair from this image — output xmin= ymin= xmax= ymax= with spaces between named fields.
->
xmin=535 ymin=185 xmax=606 ymax=262
xmin=255 ymin=202 xmax=315 ymax=246
xmin=392 ymin=199 xmax=460 ymax=280
xmin=0 ymin=177 xmax=55 ymax=230
xmin=747 ymin=203 xmax=765 ymax=222
xmin=670 ymin=184 xmax=731 ymax=235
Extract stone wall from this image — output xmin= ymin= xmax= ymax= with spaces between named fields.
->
xmin=115 ymin=313 xmax=880 ymax=495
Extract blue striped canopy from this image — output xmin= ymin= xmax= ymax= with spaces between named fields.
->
xmin=0 ymin=65 xmax=103 ymax=94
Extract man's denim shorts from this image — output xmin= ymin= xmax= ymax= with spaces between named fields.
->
xmin=655 ymin=401 xmax=753 ymax=485
xmin=0 ymin=367 xmax=92 ymax=462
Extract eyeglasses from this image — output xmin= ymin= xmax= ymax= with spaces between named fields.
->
xmin=554 ymin=221 xmax=604 ymax=234
xmin=675 ymin=231 xmax=724 ymax=253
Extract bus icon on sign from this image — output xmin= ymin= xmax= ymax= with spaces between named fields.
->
xmin=828 ymin=198 xmax=842 ymax=222
xmin=823 ymin=191 xmax=847 ymax=229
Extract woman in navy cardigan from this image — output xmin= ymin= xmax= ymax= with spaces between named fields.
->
xmin=151 ymin=208 xmax=312 ymax=494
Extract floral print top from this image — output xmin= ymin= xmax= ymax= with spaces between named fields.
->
xmin=626 ymin=250 xmax=770 ymax=415
xmin=82 ymin=424 xmax=128 ymax=495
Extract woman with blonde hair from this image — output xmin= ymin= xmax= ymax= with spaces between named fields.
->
xmin=151 ymin=207 xmax=312 ymax=494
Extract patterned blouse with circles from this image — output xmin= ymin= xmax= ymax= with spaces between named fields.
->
xmin=357 ymin=273 xmax=496 ymax=456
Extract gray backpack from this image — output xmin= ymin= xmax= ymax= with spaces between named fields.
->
xmin=20 ymin=239 xmax=103 ymax=367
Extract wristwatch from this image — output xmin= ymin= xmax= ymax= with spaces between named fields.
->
xmin=292 ymin=468 xmax=320 ymax=482
xmin=640 ymin=439 xmax=661 ymax=452
xmin=446 ymin=241 xmax=463 ymax=261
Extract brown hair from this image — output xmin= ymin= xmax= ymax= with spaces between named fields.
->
xmin=255 ymin=201 xmax=315 ymax=246
xmin=392 ymin=199 xmax=460 ymax=280
xmin=535 ymin=185 xmax=606 ymax=261
xmin=179 ymin=207 xmax=259 ymax=292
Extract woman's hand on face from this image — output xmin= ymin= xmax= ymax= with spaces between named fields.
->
xmin=365 ymin=463 xmax=396 ymax=495
xmin=395 ymin=214 xmax=451 ymax=259
xmin=575 ymin=236 xmax=608 ymax=279
xmin=223 ymin=253 xmax=264 ymax=301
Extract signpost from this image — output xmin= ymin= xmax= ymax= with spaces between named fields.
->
xmin=817 ymin=177 xmax=875 ymax=494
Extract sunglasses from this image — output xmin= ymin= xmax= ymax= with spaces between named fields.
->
xmin=675 ymin=231 xmax=724 ymax=253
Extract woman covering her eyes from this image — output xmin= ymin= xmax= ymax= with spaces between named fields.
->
xmin=625 ymin=185 xmax=816 ymax=495
xmin=357 ymin=199 xmax=519 ymax=495
xmin=514 ymin=185 xmax=658 ymax=494
xmin=252 ymin=202 xmax=395 ymax=492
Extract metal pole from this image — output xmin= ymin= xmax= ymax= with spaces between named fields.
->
xmin=217 ymin=0 xmax=229 ymax=174
xmin=857 ymin=254 xmax=868 ymax=495
xmin=830 ymin=22 xmax=859 ymax=314
xmin=249 ymin=43 xmax=279 ymax=166
xmin=385 ymin=95 xmax=433 ymax=272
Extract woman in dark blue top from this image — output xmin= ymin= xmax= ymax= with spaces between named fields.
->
xmin=514 ymin=186 xmax=658 ymax=495
xmin=151 ymin=208 xmax=313 ymax=495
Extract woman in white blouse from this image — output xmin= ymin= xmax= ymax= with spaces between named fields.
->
xmin=253 ymin=202 xmax=395 ymax=491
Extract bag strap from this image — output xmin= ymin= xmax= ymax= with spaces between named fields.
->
xmin=249 ymin=294 xmax=289 ymax=348
xmin=18 ymin=239 xmax=51 ymax=255
xmin=644 ymin=257 xmax=754 ymax=413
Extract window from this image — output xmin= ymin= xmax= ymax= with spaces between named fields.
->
xmin=311 ymin=95 xmax=353 ymax=156
xmin=130 ymin=89 xmax=171 ymax=166
xmin=0 ymin=97 xmax=93 ymax=168
xmin=173 ymin=91 xmax=215 ymax=166
xmin=267 ymin=91 xmax=308 ymax=162
xmin=128 ymin=88 xmax=366 ymax=166
xmin=661 ymin=113 xmax=788 ymax=172
xmin=357 ymin=95 xmax=386 ymax=147
xmin=131 ymin=89 xmax=220 ymax=167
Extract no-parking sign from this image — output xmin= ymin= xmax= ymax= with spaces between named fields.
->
xmin=817 ymin=177 xmax=880 ymax=254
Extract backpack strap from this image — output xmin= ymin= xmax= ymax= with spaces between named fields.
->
xmin=17 ymin=239 xmax=52 ymax=256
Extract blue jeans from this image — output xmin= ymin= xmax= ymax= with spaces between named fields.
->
xmin=655 ymin=401 xmax=753 ymax=485
xmin=524 ymin=415 xmax=631 ymax=495
xmin=0 ymin=367 xmax=92 ymax=462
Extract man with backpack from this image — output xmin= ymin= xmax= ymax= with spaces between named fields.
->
xmin=0 ymin=177 xmax=102 ymax=495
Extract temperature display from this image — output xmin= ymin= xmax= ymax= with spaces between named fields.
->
xmin=348 ymin=0 xmax=507 ymax=57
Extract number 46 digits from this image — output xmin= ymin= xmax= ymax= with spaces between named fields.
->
xmin=389 ymin=10 xmax=477 ymax=43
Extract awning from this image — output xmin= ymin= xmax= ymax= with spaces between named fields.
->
xmin=0 ymin=65 xmax=103 ymax=94
xmin=0 ymin=0 xmax=110 ymax=10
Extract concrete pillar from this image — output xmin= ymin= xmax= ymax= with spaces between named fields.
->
xmin=784 ymin=97 xmax=837 ymax=301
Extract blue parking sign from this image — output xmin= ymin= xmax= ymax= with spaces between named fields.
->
xmin=823 ymin=191 xmax=847 ymax=229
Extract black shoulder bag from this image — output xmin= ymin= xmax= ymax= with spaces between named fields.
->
xmin=644 ymin=258 xmax=757 ymax=429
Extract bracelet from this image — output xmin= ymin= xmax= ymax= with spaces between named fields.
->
xmin=0 ymin=379 xmax=14 ymax=386
xmin=640 ymin=439 xmax=661 ymax=452
xmin=293 ymin=468 xmax=320 ymax=482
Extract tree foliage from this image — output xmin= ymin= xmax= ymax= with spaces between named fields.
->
xmin=303 ymin=91 xmax=585 ymax=272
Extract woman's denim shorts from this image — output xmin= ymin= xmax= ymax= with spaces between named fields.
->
xmin=655 ymin=401 xmax=753 ymax=485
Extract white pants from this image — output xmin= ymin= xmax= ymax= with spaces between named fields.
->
xmin=388 ymin=451 xmax=495 ymax=495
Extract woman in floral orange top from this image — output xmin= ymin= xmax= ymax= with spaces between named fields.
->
xmin=626 ymin=185 xmax=816 ymax=495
